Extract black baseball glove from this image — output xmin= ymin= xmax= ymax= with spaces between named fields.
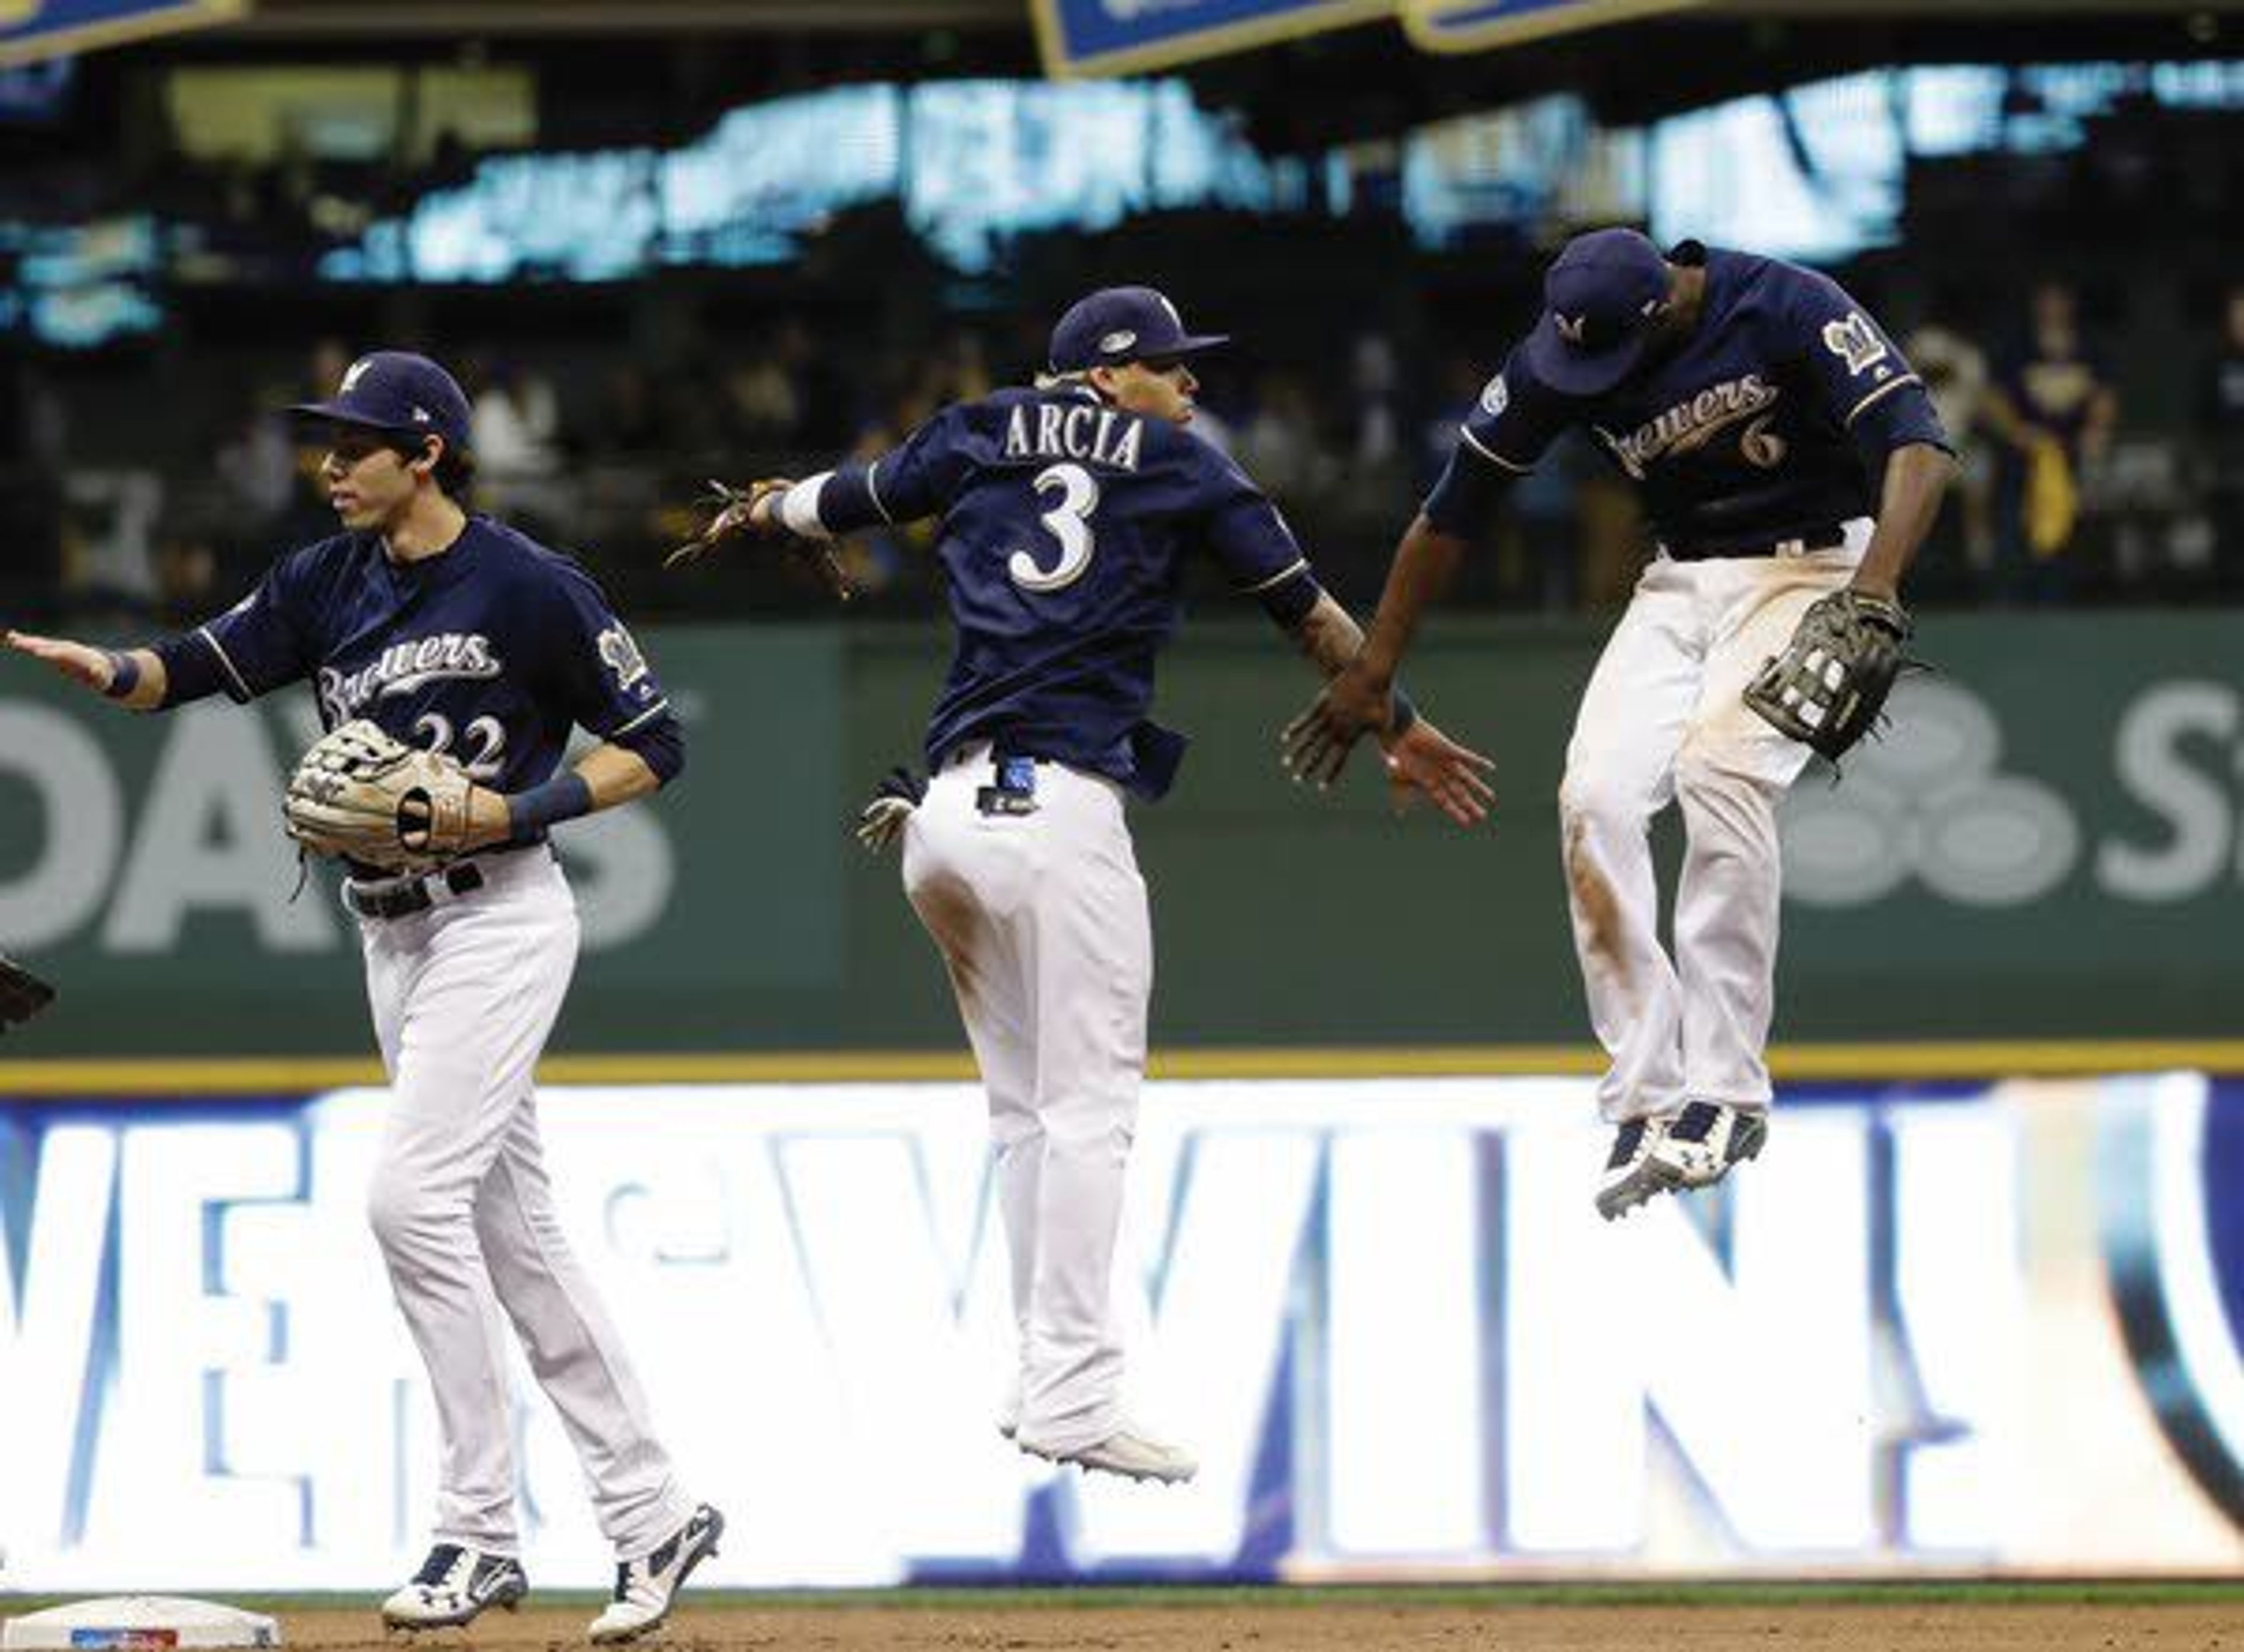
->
xmin=1744 ymin=589 xmax=1912 ymax=763
xmin=0 ymin=951 xmax=56 ymax=1034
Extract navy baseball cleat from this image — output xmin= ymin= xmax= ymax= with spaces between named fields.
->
xmin=587 ymin=1502 xmax=725 ymax=1643
xmin=380 ymin=1543 xmax=528 ymax=1629
xmin=1594 ymin=1115 xmax=1665 ymax=1221
xmin=1646 ymin=1101 xmax=1768 ymax=1195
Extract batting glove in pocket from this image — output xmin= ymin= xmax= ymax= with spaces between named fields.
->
xmin=856 ymin=765 xmax=928 ymax=854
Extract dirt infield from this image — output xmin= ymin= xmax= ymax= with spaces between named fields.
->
xmin=273 ymin=1596 xmax=2239 ymax=1651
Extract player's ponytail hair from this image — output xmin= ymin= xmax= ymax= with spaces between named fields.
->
xmin=1035 ymin=366 xmax=1131 ymax=411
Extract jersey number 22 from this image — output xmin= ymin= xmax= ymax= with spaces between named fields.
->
xmin=414 ymin=711 xmax=508 ymax=781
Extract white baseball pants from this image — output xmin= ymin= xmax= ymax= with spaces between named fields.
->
xmin=357 ymin=848 xmax=695 ymax=1559
xmin=901 ymin=744 xmax=1152 ymax=1457
xmin=1558 ymin=521 xmax=1872 ymax=1123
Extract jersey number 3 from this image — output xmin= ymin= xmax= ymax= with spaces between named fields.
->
xmin=1007 ymin=462 xmax=1102 ymax=593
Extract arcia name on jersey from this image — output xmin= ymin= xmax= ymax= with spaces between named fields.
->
xmin=1005 ymin=400 xmax=1146 ymax=472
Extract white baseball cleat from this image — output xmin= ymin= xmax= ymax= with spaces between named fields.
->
xmin=1594 ymin=1115 xmax=1666 ymax=1221
xmin=1646 ymin=1101 xmax=1768 ymax=1193
xmin=380 ymin=1544 xmax=528 ymax=1630
xmin=586 ymin=1502 xmax=725 ymax=1644
xmin=1021 ymin=1422 xmax=1197 ymax=1485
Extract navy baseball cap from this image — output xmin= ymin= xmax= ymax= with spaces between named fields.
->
xmin=289 ymin=351 xmax=473 ymax=453
xmin=1049 ymin=286 xmax=1228 ymax=374
xmin=1521 ymin=228 xmax=1675 ymax=397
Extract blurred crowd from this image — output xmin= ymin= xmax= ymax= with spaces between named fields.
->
xmin=3 ymin=268 xmax=2241 ymax=635
xmin=1902 ymin=278 xmax=2244 ymax=608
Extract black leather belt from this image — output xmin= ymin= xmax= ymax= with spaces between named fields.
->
xmin=1676 ymin=522 xmax=1850 ymax=559
xmin=347 ymin=861 xmax=486 ymax=920
xmin=1778 ymin=524 xmax=1850 ymax=555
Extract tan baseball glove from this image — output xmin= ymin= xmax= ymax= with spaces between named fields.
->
xmin=664 ymin=477 xmax=858 ymax=602
xmin=284 ymin=720 xmax=475 ymax=874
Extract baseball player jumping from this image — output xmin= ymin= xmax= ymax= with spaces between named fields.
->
xmin=1286 ymin=229 xmax=1954 ymax=1220
xmin=5 ymin=352 xmax=720 ymax=1640
xmin=678 ymin=286 xmax=1492 ymax=1481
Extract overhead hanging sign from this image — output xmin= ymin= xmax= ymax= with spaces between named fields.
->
xmin=1404 ymin=0 xmax=1716 ymax=54
xmin=1033 ymin=0 xmax=1393 ymax=78
xmin=0 ymin=0 xmax=245 ymax=67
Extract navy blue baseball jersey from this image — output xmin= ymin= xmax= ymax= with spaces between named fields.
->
xmin=812 ymin=384 xmax=1321 ymax=799
xmin=159 ymin=517 xmax=671 ymax=802
xmin=1460 ymin=243 xmax=1951 ymax=556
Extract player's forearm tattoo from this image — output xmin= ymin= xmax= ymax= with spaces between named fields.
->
xmin=1291 ymin=593 xmax=1367 ymax=680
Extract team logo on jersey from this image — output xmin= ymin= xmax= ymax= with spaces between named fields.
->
xmin=1479 ymin=374 xmax=1510 ymax=418
xmin=1595 ymin=373 xmax=1781 ymax=480
xmin=316 ymin=632 xmax=503 ymax=723
xmin=1821 ymin=311 xmax=1890 ymax=377
xmin=598 ymin=624 xmax=652 ymax=694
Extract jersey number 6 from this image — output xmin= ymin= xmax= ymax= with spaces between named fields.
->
xmin=1007 ymin=462 xmax=1102 ymax=594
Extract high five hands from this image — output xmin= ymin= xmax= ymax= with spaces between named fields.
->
xmin=1285 ymin=665 xmax=1494 ymax=828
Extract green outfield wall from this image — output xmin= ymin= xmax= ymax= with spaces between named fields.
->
xmin=0 ymin=612 xmax=2236 ymax=1059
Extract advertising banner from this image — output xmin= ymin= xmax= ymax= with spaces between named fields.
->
xmin=0 ymin=0 xmax=244 ymax=68
xmin=2 ymin=1073 xmax=2240 ymax=1588
xmin=2 ymin=614 xmax=2240 ymax=1057
xmin=0 ymin=627 xmax=849 ymax=1058
xmin=1028 ymin=0 xmax=1723 ymax=74
xmin=1404 ymin=0 xmax=1716 ymax=54
xmin=1031 ymin=0 xmax=1394 ymax=78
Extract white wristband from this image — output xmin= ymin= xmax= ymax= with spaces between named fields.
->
xmin=780 ymin=472 xmax=836 ymax=540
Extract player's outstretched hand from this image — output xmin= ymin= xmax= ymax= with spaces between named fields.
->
xmin=4 ymin=629 xmax=116 ymax=693
xmin=1381 ymin=719 xmax=1494 ymax=827
xmin=1281 ymin=664 xmax=1391 ymax=788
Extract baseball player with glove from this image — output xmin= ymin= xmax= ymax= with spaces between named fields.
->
xmin=5 ymin=351 xmax=719 ymax=1640
xmin=676 ymin=286 xmax=1492 ymax=1484
xmin=1285 ymin=229 xmax=1953 ymax=1219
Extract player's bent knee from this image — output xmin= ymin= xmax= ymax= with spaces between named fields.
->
xmin=989 ymin=1110 xmax=1040 ymax=1150
xmin=365 ymin=1168 xmax=446 ymax=1258
xmin=365 ymin=1180 xmax=411 ymax=1255
xmin=1672 ymin=747 xmax=1779 ymax=811
xmin=1558 ymin=771 xmax=1643 ymax=839
xmin=1038 ymin=1108 xmax=1134 ymax=1155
